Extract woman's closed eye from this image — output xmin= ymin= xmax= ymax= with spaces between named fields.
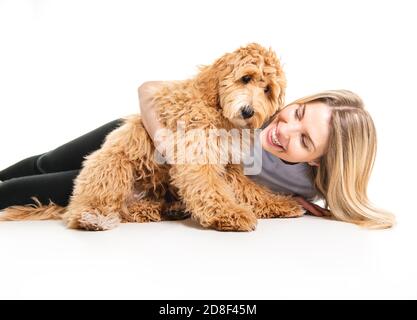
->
xmin=300 ymin=135 xmax=309 ymax=150
xmin=295 ymin=104 xmax=305 ymax=120
xmin=295 ymin=105 xmax=311 ymax=150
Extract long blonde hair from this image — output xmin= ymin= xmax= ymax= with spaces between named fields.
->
xmin=288 ymin=90 xmax=395 ymax=229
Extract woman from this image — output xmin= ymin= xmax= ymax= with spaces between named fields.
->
xmin=0 ymin=83 xmax=395 ymax=228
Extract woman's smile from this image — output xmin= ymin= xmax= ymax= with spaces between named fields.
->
xmin=267 ymin=122 xmax=285 ymax=151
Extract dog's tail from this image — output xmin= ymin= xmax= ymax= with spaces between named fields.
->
xmin=0 ymin=197 xmax=65 ymax=221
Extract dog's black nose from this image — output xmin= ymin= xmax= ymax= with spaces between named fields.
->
xmin=241 ymin=106 xmax=255 ymax=119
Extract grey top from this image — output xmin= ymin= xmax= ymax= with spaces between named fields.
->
xmin=246 ymin=148 xmax=318 ymax=201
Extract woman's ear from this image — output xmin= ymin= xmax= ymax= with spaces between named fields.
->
xmin=308 ymin=159 xmax=320 ymax=167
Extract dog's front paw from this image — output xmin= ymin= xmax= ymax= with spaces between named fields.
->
xmin=276 ymin=197 xmax=305 ymax=218
xmin=210 ymin=206 xmax=257 ymax=232
xmin=256 ymin=196 xmax=305 ymax=219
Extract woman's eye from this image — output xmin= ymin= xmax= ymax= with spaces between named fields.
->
xmin=301 ymin=136 xmax=308 ymax=149
xmin=241 ymin=75 xmax=252 ymax=84
xmin=295 ymin=108 xmax=301 ymax=119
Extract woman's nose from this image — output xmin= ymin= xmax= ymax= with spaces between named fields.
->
xmin=280 ymin=120 xmax=302 ymax=138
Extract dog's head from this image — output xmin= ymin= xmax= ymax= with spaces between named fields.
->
xmin=195 ymin=43 xmax=286 ymax=128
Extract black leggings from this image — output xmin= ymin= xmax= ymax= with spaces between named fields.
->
xmin=0 ymin=119 xmax=124 ymax=210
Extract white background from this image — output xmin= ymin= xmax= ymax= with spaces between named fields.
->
xmin=0 ymin=0 xmax=416 ymax=299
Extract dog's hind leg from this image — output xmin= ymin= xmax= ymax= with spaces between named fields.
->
xmin=63 ymin=115 xmax=159 ymax=231
xmin=117 ymin=198 xmax=189 ymax=224
xmin=122 ymin=199 xmax=164 ymax=223
xmin=63 ymin=150 xmax=136 ymax=231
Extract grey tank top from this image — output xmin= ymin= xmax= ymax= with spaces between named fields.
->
xmin=245 ymin=148 xmax=318 ymax=201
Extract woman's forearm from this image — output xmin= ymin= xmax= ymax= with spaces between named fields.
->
xmin=139 ymin=80 xmax=186 ymax=159
xmin=138 ymin=81 xmax=163 ymax=142
xmin=138 ymin=81 xmax=180 ymax=155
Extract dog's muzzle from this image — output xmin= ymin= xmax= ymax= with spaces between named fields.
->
xmin=240 ymin=105 xmax=254 ymax=119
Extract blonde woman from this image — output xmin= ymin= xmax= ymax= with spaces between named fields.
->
xmin=0 ymin=84 xmax=395 ymax=229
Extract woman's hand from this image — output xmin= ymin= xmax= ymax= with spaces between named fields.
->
xmin=138 ymin=81 xmax=169 ymax=153
xmin=294 ymin=196 xmax=331 ymax=217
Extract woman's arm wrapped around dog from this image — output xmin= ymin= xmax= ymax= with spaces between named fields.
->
xmin=138 ymin=81 xmax=171 ymax=154
xmin=138 ymin=82 xmax=164 ymax=140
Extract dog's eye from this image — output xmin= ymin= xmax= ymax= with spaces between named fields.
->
xmin=264 ymin=85 xmax=271 ymax=94
xmin=241 ymin=75 xmax=252 ymax=84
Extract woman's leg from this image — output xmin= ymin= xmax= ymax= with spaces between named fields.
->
xmin=0 ymin=154 xmax=45 ymax=181
xmin=0 ymin=170 xmax=80 ymax=210
xmin=0 ymin=119 xmax=124 ymax=181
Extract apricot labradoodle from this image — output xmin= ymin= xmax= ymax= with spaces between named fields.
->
xmin=0 ymin=43 xmax=304 ymax=231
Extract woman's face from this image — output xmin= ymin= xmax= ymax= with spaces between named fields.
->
xmin=260 ymin=101 xmax=332 ymax=166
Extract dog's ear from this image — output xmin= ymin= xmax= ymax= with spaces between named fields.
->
xmin=265 ymin=46 xmax=287 ymax=110
xmin=195 ymin=53 xmax=234 ymax=108
xmin=275 ymin=70 xmax=287 ymax=110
